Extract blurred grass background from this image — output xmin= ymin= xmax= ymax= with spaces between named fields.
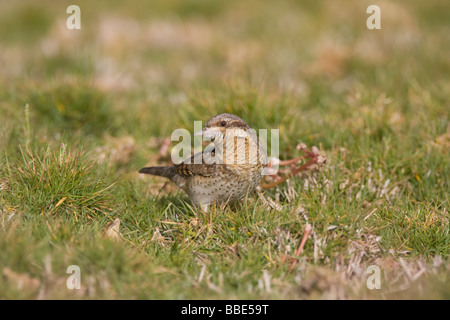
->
xmin=0 ymin=0 xmax=448 ymax=299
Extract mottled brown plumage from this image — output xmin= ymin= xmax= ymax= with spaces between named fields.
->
xmin=139 ymin=113 xmax=267 ymax=210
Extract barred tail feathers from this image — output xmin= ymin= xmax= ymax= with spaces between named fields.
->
xmin=138 ymin=166 xmax=174 ymax=179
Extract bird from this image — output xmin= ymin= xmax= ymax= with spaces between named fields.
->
xmin=139 ymin=113 xmax=267 ymax=211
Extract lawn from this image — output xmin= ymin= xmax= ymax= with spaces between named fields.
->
xmin=0 ymin=0 xmax=448 ymax=299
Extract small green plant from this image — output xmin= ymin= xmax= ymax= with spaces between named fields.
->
xmin=1 ymin=144 xmax=116 ymax=221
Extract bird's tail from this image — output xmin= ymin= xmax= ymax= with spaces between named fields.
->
xmin=138 ymin=166 xmax=174 ymax=179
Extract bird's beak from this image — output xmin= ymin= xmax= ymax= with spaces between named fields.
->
xmin=193 ymin=129 xmax=204 ymax=137
xmin=194 ymin=127 xmax=221 ymax=141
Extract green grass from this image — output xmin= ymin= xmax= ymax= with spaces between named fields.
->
xmin=0 ymin=0 xmax=449 ymax=299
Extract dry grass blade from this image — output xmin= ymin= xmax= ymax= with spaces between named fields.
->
xmin=288 ymin=224 xmax=312 ymax=273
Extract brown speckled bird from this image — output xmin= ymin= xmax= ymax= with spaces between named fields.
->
xmin=139 ymin=113 xmax=267 ymax=211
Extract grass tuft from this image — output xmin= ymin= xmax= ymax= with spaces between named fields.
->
xmin=1 ymin=144 xmax=116 ymax=221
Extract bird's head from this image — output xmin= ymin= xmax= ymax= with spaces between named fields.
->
xmin=194 ymin=113 xmax=250 ymax=142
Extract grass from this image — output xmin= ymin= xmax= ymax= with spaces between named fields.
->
xmin=0 ymin=0 xmax=449 ymax=299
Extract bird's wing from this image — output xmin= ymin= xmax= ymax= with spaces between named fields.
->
xmin=174 ymin=148 xmax=220 ymax=177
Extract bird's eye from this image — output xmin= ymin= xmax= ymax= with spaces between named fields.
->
xmin=220 ymin=121 xmax=227 ymax=127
